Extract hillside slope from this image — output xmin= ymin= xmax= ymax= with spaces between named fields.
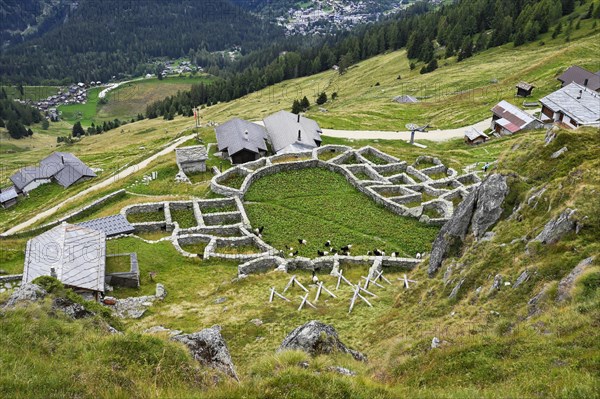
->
xmin=0 ymin=127 xmax=598 ymax=399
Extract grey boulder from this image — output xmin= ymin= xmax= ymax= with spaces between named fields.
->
xmin=3 ymin=283 xmax=46 ymax=308
xmin=429 ymin=174 xmax=509 ymax=276
xmin=556 ymin=257 xmax=595 ymax=303
xmin=278 ymin=320 xmax=367 ymax=362
xmin=532 ymin=208 xmax=578 ymax=245
xmin=172 ymin=325 xmax=238 ymax=381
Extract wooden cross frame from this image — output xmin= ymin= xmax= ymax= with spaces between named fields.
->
xmin=314 ymin=281 xmax=337 ymax=302
xmin=348 ymin=285 xmax=373 ymax=313
xmin=402 ymin=274 xmax=418 ymax=289
xmin=269 ymin=287 xmax=290 ymax=303
xmin=361 ymin=275 xmax=385 ymax=289
xmin=298 ymin=293 xmax=317 ymax=311
xmin=334 ymin=269 xmax=354 ymax=290
xmin=283 ymin=275 xmax=309 ymax=293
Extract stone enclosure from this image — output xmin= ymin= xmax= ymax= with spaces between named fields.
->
xmin=111 ymin=145 xmax=483 ymax=276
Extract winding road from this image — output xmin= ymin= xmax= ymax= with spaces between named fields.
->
xmin=1 ymin=131 xmax=196 ymax=236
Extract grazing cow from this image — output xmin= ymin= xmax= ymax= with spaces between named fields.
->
xmin=373 ymin=249 xmax=382 ymax=256
xmin=416 ymin=252 xmax=422 ymax=259
xmin=390 ymin=252 xmax=398 ymax=258
xmin=312 ymin=271 xmax=319 ymax=284
xmin=299 ymin=239 xmax=307 ymax=245
xmin=324 ymin=240 xmax=331 ymax=247
xmin=317 ymin=250 xmax=328 ymax=256
xmin=341 ymin=244 xmax=352 ymax=252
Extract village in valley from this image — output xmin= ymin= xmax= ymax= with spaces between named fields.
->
xmin=0 ymin=1 xmax=599 ymax=397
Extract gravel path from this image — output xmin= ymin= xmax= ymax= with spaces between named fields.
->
xmin=2 ymin=129 xmax=196 ymax=236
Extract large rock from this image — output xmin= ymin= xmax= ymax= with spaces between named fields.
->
xmin=556 ymin=257 xmax=595 ymax=303
xmin=278 ymin=320 xmax=367 ymax=362
xmin=172 ymin=325 xmax=238 ymax=380
xmin=429 ymin=174 xmax=509 ymax=276
xmin=3 ymin=283 xmax=46 ymax=308
xmin=52 ymin=297 xmax=94 ymax=319
xmin=532 ymin=208 xmax=578 ymax=245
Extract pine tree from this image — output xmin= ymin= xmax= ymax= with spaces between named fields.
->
xmin=300 ymin=96 xmax=310 ymax=110
xmin=316 ymin=92 xmax=327 ymax=105
xmin=72 ymin=121 xmax=85 ymax=137
xmin=41 ymin=119 xmax=50 ymax=130
xmin=552 ymin=22 xmax=562 ymax=38
xmin=291 ymin=99 xmax=302 ymax=114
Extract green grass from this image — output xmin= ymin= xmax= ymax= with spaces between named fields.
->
xmin=58 ymin=87 xmax=102 ymax=126
xmin=179 ymin=241 xmax=208 ymax=255
xmin=126 ymin=211 xmax=165 ymax=223
xmin=170 ymin=208 xmax=197 ymax=229
xmin=134 ymin=230 xmax=170 ymax=241
xmin=215 ymin=244 xmax=261 ymax=255
xmin=200 ymin=204 xmax=238 ymax=214
xmin=271 ymin=154 xmax=312 ymax=164
xmin=219 ymin=173 xmax=247 ymax=189
xmin=105 ymin=255 xmax=131 ymax=273
xmin=0 ymin=85 xmax=60 ymax=101
xmin=352 ymin=171 xmax=373 ymax=181
xmin=361 ymin=151 xmax=388 ymax=165
xmin=244 ymin=168 xmax=440 ymax=257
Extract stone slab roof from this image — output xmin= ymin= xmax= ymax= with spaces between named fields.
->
xmin=216 ymin=118 xmax=268 ymax=156
xmin=557 ymin=66 xmax=600 ymax=91
xmin=23 ymin=223 xmax=106 ymax=292
xmin=76 ymin=214 xmax=135 ymax=237
xmin=464 ymin=127 xmax=489 ymax=141
xmin=0 ymin=186 xmax=18 ymax=203
xmin=540 ymin=83 xmax=600 ymax=125
xmin=263 ymin=110 xmax=322 ymax=154
xmin=175 ymin=145 xmax=208 ymax=164
xmin=10 ymin=152 xmax=96 ymax=190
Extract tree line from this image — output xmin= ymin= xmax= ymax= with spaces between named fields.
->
xmin=0 ymin=89 xmax=43 ymax=139
xmin=146 ymin=0 xmax=594 ymax=119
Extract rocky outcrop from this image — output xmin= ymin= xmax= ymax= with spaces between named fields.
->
xmin=429 ymin=174 xmax=509 ymax=276
xmin=278 ymin=320 xmax=366 ymax=362
xmin=3 ymin=283 xmax=46 ymax=308
xmin=556 ymin=257 xmax=595 ymax=303
xmin=172 ymin=325 xmax=238 ymax=381
xmin=532 ymin=208 xmax=578 ymax=245
xmin=528 ymin=284 xmax=550 ymax=316
xmin=103 ymin=283 xmax=167 ymax=318
xmin=550 ymin=146 xmax=568 ymax=159
xmin=52 ymin=297 xmax=94 ymax=319
xmin=513 ymin=269 xmax=530 ymax=289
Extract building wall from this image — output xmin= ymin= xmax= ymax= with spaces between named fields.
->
xmin=181 ymin=161 xmax=206 ymax=173
xmin=23 ymin=178 xmax=51 ymax=193
xmin=231 ymin=149 xmax=260 ymax=164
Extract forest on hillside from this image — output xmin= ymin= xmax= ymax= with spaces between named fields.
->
xmin=146 ymin=0 xmax=597 ymax=120
xmin=0 ymin=0 xmax=282 ymax=84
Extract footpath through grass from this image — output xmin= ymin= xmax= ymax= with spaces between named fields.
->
xmin=244 ymin=168 xmax=439 ymax=257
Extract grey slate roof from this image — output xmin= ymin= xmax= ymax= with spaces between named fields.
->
xmin=0 ymin=186 xmax=18 ymax=203
xmin=10 ymin=152 xmax=96 ymax=190
xmin=23 ymin=223 xmax=106 ymax=292
xmin=464 ymin=127 xmax=489 ymax=141
xmin=557 ymin=66 xmax=600 ymax=91
xmin=215 ymin=118 xmax=267 ymax=156
xmin=175 ymin=145 xmax=208 ymax=164
xmin=263 ymin=111 xmax=322 ymax=154
xmin=540 ymin=83 xmax=600 ymax=125
xmin=393 ymin=95 xmax=419 ymax=103
xmin=77 ymin=214 xmax=135 ymax=237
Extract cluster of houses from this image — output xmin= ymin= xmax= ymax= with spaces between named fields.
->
xmin=150 ymin=60 xmax=200 ymax=79
xmin=464 ymin=65 xmax=600 ymax=145
xmin=215 ymin=110 xmax=322 ymax=164
xmin=277 ymin=0 xmax=411 ymax=36
xmin=1 ymin=152 xmax=96 ymax=208
xmin=22 ymin=215 xmax=138 ymax=300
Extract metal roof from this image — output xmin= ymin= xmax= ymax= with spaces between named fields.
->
xmin=215 ymin=118 xmax=267 ymax=156
xmin=491 ymin=100 xmax=539 ymax=131
xmin=76 ymin=214 xmax=135 ymax=237
xmin=175 ymin=145 xmax=208 ymax=164
xmin=464 ymin=127 xmax=489 ymax=141
xmin=23 ymin=223 xmax=106 ymax=292
xmin=263 ymin=111 xmax=322 ymax=154
xmin=540 ymin=83 xmax=600 ymax=125
xmin=557 ymin=66 xmax=600 ymax=91
xmin=0 ymin=186 xmax=18 ymax=203
xmin=10 ymin=152 xmax=96 ymax=190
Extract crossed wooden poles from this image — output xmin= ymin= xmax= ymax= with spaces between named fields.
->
xmin=269 ymin=270 xmax=417 ymax=313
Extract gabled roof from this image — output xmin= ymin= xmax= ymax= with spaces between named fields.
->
xmin=175 ymin=145 xmax=208 ymax=164
xmin=557 ymin=66 xmax=600 ymax=91
xmin=10 ymin=166 xmax=53 ymax=191
xmin=23 ymin=223 xmax=106 ymax=292
xmin=76 ymin=214 xmax=135 ymax=237
xmin=393 ymin=95 xmax=419 ymax=103
xmin=10 ymin=152 xmax=96 ymax=190
xmin=263 ymin=111 xmax=322 ymax=154
xmin=0 ymin=186 xmax=18 ymax=203
xmin=464 ymin=127 xmax=489 ymax=141
xmin=491 ymin=100 xmax=539 ymax=131
xmin=215 ymin=118 xmax=268 ymax=156
xmin=540 ymin=83 xmax=600 ymax=125
xmin=516 ymin=81 xmax=534 ymax=91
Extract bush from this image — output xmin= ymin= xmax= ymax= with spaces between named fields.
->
xmin=32 ymin=275 xmax=64 ymax=293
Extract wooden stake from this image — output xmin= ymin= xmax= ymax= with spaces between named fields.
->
xmin=357 ymin=283 xmax=377 ymax=297
xmin=294 ymin=278 xmax=309 ymax=293
xmin=361 ymin=276 xmax=384 ymax=289
xmin=298 ymin=293 xmax=316 ymax=310
xmin=349 ymin=286 xmax=359 ymax=313
xmin=283 ymin=275 xmax=296 ymax=293
xmin=336 ymin=269 xmax=343 ymax=290
xmin=269 ymin=287 xmax=275 ymax=302
xmin=320 ymin=282 xmax=337 ymax=298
